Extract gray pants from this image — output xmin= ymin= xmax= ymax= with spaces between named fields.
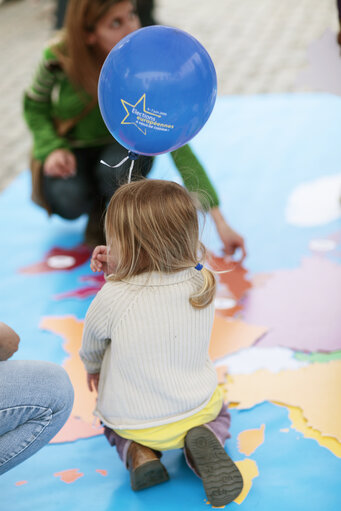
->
xmin=104 ymin=403 xmax=231 ymax=476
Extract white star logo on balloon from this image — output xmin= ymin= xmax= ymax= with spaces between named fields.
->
xmin=120 ymin=93 xmax=161 ymax=135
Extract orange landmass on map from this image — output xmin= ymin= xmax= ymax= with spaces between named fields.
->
xmin=234 ymin=459 xmax=259 ymax=505
xmin=207 ymin=254 xmax=252 ymax=318
xmin=278 ymin=404 xmax=341 ymax=458
xmin=15 ymin=481 xmax=28 ymax=486
xmin=96 ymin=469 xmax=108 ymax=476
xmin=238 ymin=424 xmax=265 ymax=456
xmin=54 ymin=469 xmax=84 ymax=483
xmin=216 ymin=365 xmax=228 ymax=384
xmin=206 ymin=459 xmax=259 ymax=507
xmin=40 ymin=316 xmax=103 ymax=443
xmin=227 ymin=360 xmax=341 ymax=445
xmin=209 ymin=315 xmax=267 ymax=361
xmin=208 ymin=254 xmax=251 ymax=301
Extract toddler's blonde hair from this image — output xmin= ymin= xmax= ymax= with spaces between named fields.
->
xmin=105 ymin=179 xmax=215 ymax=309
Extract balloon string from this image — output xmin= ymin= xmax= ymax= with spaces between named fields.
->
xmin=100 ymin=156 xmax=130 ymax=168
xmin=211 ymin=261 xmax=239 ymax=274
xmin=100 ymin=156 xmax=135 ymax=183
xmin=127 ymin=159 xmax=135 ymax=184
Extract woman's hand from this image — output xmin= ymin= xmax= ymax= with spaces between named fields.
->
xmin=210 ymin=207 xmax=247 ymax=262
xmin=87 ymin=372 xmax=100 ymax=392
xmin=43 ymin=149 xmax=76 ymax=178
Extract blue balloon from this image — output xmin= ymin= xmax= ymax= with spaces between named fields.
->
xmin=98 ymin=25 xmax=217 ymax=156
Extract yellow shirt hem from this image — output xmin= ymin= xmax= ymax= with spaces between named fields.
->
xmin=113 ymin=386 xmax=223 ymax=451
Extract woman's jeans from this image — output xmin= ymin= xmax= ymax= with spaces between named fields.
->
xmin=42 ymin=144 xmax=153 ymax=220
xmin=0 ymin=360 xmax=74 ymax=475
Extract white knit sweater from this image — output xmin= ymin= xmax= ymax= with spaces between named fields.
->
xmin=80 ymin=268 xmax=217 ymax=429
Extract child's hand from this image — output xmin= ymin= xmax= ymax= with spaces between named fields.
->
xmin=90 ymin=245 xmax=108 ymax=273
xmin=87 ymin=372 xmax=100 ymax=392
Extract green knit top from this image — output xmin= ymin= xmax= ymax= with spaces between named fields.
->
xmin=23 ymin=46 xmax=219 ymax=209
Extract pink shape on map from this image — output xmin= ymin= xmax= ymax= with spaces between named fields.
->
xmin=242 ymin=256 xmax=341 ymax=352
xmin=79 ymin=275 xmax=104 ymax=284
xmin=15 ymin=481 xmax=28 ymax=486
xmin=55 ymin=285 xmax=102 ymax=300
xmin=51 ymin=416 xmax=103 ymax=443
xmin=19 ymin=245 xmax=91 ymax=274
xmin=328 ymin=230 xmax=341 ymax=244
xmin=54 ymin=274 xmax=105 ymax=300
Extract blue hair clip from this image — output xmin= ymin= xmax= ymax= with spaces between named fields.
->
xmin=195 ymin=263 xmax=203 ymax=271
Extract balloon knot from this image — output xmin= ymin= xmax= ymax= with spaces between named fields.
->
xmin=128 ymin=151 xmax=139 ymax=161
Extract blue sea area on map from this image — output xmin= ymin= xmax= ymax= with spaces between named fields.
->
xmin=1 ymin=94 xmax=341 ymax=510
xmin=150 ymin=94 xmax=341 ymax=273
xmin=2 ymin=403 xmax=340 ymax=511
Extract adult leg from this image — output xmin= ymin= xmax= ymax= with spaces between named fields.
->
xmin=184 ymin=405 xmax=243 ymax=507
xmin=0 ymin=360 xmax=74 ymax=475
xmin=83 ymin=144 xmax=153 ymax=246
xmin=94 ymin=144 xmax=154 ymax=202
xmin=42 ymin=147 xmax=100 ymax=220
xmin=336 ymin=0 xmax=341 ymax=46
xmin=54 ymin=0 xmax=68 ymax=29
xmin=136 ymin=0 xmax=157 ymax=27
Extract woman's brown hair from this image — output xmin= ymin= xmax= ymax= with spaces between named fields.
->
xmin=105 ymin=179 xmax=216 ymax=309
xmin=54 ymin=0 xmax=132 ymax=97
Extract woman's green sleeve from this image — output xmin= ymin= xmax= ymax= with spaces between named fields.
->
xmin=170 ymin=144 xmax=219 ymax=210
xmin=23 ymin=47 xmax=70 ymax=161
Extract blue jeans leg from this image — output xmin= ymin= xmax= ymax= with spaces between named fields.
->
xmin=0 ymin=360 xmax=74 ymax=475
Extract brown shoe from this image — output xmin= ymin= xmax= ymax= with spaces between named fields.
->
xmin=185 ymin=426 xmax=243 ymax=507
xmin=126 ymin=442 xmax=169 ymax=491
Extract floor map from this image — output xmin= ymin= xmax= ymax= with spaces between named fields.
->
xmin=1 ymin=95 xmax=340 ymax=510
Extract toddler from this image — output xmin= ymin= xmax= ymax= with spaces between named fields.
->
xmin=80 ymin=179 xmax=243 ymax=506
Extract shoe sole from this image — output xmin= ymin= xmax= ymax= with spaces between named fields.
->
xmin=130 ymin=459 xmax=169 ymax=491
xmin=185 ymin=426 xmax=243 ymax=507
